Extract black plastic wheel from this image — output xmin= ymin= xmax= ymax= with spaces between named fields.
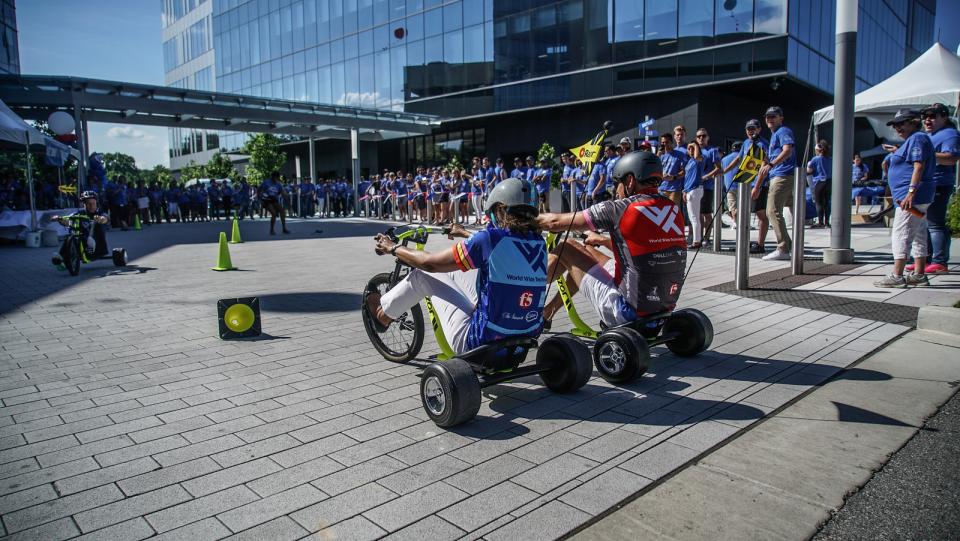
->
xmin=593 ymin=327 xmax=650 ymax=383
xmin=536 ymin=333 xmax=593 ymax=393
xmin=112 ymin=248 xmax=127 ymax=267
xmin=420 ymin=359 xmax=481 ymax=427
xmin=662 ymin=308 xmax=714 ymax=357
xmin=362 ymin=272 xmax=425 ymax=363
xmin=65 ymin=236 xmax=81 ymax=276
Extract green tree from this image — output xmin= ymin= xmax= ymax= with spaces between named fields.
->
xmin=947 ymin=191 xmax=960 ymax=238
xmin=141 ymin=164 xmax=172 ymax=187
xmin=101 ymin=152 xmax=141 ymax=182
xmin=179 ymin=161 xmax=204 ymax=183
xmin=204 ymin=152 xmax=236 ymax=179
xmin=241 ymin=133 xmax=287 ymax=183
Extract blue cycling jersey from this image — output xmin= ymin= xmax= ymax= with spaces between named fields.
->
xmin=452 ymin=226 xmax=546 ymax=349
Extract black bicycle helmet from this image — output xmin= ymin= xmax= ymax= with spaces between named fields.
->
xmin=80 ymin=190 xmax=98 ymax=201
xmin=612 ymin=151 xmax=662 ymax=185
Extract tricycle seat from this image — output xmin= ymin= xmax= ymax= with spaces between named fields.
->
xmin=457 ymin=337 xmax=539 ymax=374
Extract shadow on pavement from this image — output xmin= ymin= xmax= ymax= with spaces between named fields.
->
xmin=259 ymin=292 xmax=363 ymax=313
xmin=0 ymin=219 xmax=386 ymax=315
xmin=832 ymin=402 xmax=914 ymax=427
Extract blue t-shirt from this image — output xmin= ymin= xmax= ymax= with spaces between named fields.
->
xmin=768 ymin=125 xmax=796 ymax=178
xmin=722 ymin=152 xmax=738 ymax=192
xmin=299 ymin=183 xmax=315 ymax=195
xmin=605 ymin=156 xmax=620 ymax=190
xmin=535 ymin=167 xmax=552 ymax=194
xmin=658 ymin=150 xmax=687 ymax=192
xmin=586 ymin=159 xmax=605 ymax=195
xmin=561 ymin=165 xmax=576 ymax=193
xmin=738 ymin=137 xmax=771 ymax=187
xmin=261 ymin=179 xmax=283 ymax=198
xmin=683 ymin=158 xmax=703 ymax=192
xmin=929 ymin=126 xmax=960 ymax=187
xmin=452 ymin=226 xmax=546 ymax=350
xmin=574 ymin=167 xmax=586 ymax=195
xmin=701 ymin=147 xmax=720 ymax=190
xmin=807 ymin=156 xmax=832 ymax=184
xmin=852 ymin=163 xmax=869 ymax=182
xmin=888 ymin=131 xmax=936 ymax=204
xmin=510 ymin=166 xmax=527 ymax=180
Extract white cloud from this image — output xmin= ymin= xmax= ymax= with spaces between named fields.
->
xmin=106 ymin=126 xmax=154 ymax=140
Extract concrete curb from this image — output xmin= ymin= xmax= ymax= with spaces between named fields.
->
xmin=917 ymin=305 xmax=960 ymax=335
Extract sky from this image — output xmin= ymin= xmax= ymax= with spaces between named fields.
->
xmin=13 ymin=0 xmax=960 ymax=171
xmin=17 ymin=1 xmax=168 ymax=169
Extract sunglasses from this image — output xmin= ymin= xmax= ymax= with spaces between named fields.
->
xmin=696 ymin=134 xmax=708 ymax=138
xmin=922 ymin=114 xmax=938 ymax=120
xmin=891 ymin=121 xmax=907 ymax=128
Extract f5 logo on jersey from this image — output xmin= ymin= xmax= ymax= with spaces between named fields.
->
xmin=636 ymin=204 xmax=682 ymax=235
xmin=518 ymin=291 xmax=534 ymax=308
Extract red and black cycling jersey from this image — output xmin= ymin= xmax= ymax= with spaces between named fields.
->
xmin=583 ymin=190 xmax=687 ymax=316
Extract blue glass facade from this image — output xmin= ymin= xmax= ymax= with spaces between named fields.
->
xmin=0 ymin=0 xmax=18 ymax=76
xmin=164 ymin=0 xmax=936 ymax=169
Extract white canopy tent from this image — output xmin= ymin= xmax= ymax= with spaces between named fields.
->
xmin=813 ymin=43 xmax=960 ymax=140
xmin=0 ymin=98 xmax=80 ymax=234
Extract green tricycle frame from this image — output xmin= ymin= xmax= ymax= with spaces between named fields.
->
xmin=361 ymin=225 xmax=592 ymax=427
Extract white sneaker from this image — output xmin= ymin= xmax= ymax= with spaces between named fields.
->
xmin=762 ymin=249 xmax=790 ymax=261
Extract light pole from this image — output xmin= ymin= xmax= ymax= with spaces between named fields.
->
xmin=824 ymin=0 xmax=857 ymax=264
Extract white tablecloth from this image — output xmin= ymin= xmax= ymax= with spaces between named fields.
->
xmin=0 ymin=208 xmax=77 ymax=240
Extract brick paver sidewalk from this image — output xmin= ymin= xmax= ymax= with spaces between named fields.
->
xmin=0 ymin=219 xmax=906 ymax=540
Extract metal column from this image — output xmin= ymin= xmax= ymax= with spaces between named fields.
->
xmin=351 ymin=128 xmax=361 ymax=217
xmin=712 ymin=176 xmax=723 ymax=252
xmin=791 ymin=166 xmax=806 ymax=274
xmin=824 ymin=0 xmax=857 ymax=264
xmin=73 ymin=104 xmax=87 ymax=194
xmin=735 ymin=181 xmax=751 ymax=290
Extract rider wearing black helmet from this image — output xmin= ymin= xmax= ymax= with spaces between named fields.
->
xmin=50 ymin=191 xmax=110 ymax=266
xmin=538 ymin=151 xmax=688 ymax=328
xmin=366 ymin=177 xmax=548 ymax=353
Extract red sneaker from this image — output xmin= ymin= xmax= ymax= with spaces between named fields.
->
xmin=905 ymin=263 xmax=916 ymax=272
xmin=924 ymin=263 xmax=948 ymax=274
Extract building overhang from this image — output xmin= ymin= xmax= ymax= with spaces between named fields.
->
xmin=0 ymin=75 xmax=441 ymax=140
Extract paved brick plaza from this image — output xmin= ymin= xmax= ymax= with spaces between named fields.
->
xmin=0 ymin=219 xmax=907 ymax=540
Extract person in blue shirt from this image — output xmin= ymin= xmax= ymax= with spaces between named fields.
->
xmin=221 ymin=181 xmax=234 ymax=220
xmin=683 ymin=142 xmax=705 ymax=248
xmin=573 ymin=159 xmax=587 ymax=210
xmin=874 ymin=109 xmax=936 ymax=288
xmin=164 ymin=183 xmax=181 ymax=222
xmin=722 ymin=120 xmax=770 ymax=253
xmin=365 ymin=178 xmax=545 ymax=354
xmin=207 ymin=181 xmax=222 ymax=220
xmin=235 ymin=179 xmax=251 ymax=220
xmin=177 ymin=186 xmax=192 ymax=221
xmin=148 ymin=182 xmax=164 ymax=225
xmin=586 ymin=153 xmax=607 ymax=206
xmin=534 ymin=158 xmax=553 ymax=213
xmin=721 ymin=141 xmax=742 ymax=226
xmin=694 ymin=129 xmax=722 ymax=243
xmin=657 ymin=135 xmax=687 ymax=206
xmin=759 ymin=106 xmax=796 ymax=261
xmin=852 ymin=154 xmax=870 ymax=184
xmin=510 ymin=157 xmax=527 ymax=182
xmin=595 ymin=144 xmax=618 ymax=203
xmin=919 ymin=103 xmax=960 ymax=274
xmin=259 ymin=171 xmax=290 ymax=235
xmin=806 ymin=140 xmax=833 ymax=228
xmin=560 ymin=153 xmax=577 ymax=213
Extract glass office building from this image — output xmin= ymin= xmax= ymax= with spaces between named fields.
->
xmin=0 ymin=0 xmax=19 ymax=76
xmin=164 ymin=0 xmax=937 ymax=173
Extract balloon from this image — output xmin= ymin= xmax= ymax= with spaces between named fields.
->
xmin=48 ymin=111 xmax=75 ymax=136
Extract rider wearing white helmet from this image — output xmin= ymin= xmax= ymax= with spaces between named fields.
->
xmin=366 ymin=177 xmax=547 ymax=353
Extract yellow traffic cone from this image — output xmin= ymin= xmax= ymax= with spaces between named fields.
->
xmin=134 ymin=214 xmax=142 ymax=231
xmin=211 ymin=232 xmax=237 ymax=271
xmin=229 ymin=216 xmax=243 ymax=244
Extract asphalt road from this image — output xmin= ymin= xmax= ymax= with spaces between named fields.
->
xmin=813 ymin=385 xmax=960 ymax=540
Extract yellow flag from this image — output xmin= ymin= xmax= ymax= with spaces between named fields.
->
xmin=58 ymin=184 xmax=77 ymax=194
xmin=570 ymin=140 xmax=602 ymax=171
xmin=733 ymin=142 xmax=765 ymax=184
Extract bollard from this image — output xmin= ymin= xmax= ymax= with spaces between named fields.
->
xmin=735 ymin=181 xmax=751 ymax=290
xmin=791 ymin=166 xmax=806 ymax=275
xmin=713 ymin=176 xmax=723 ymax=252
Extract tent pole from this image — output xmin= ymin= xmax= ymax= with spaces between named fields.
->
xmin=26 ymin=145 xmax=36 ymax=232
xmin=792 ymin=116 xmax=816 ymax=274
